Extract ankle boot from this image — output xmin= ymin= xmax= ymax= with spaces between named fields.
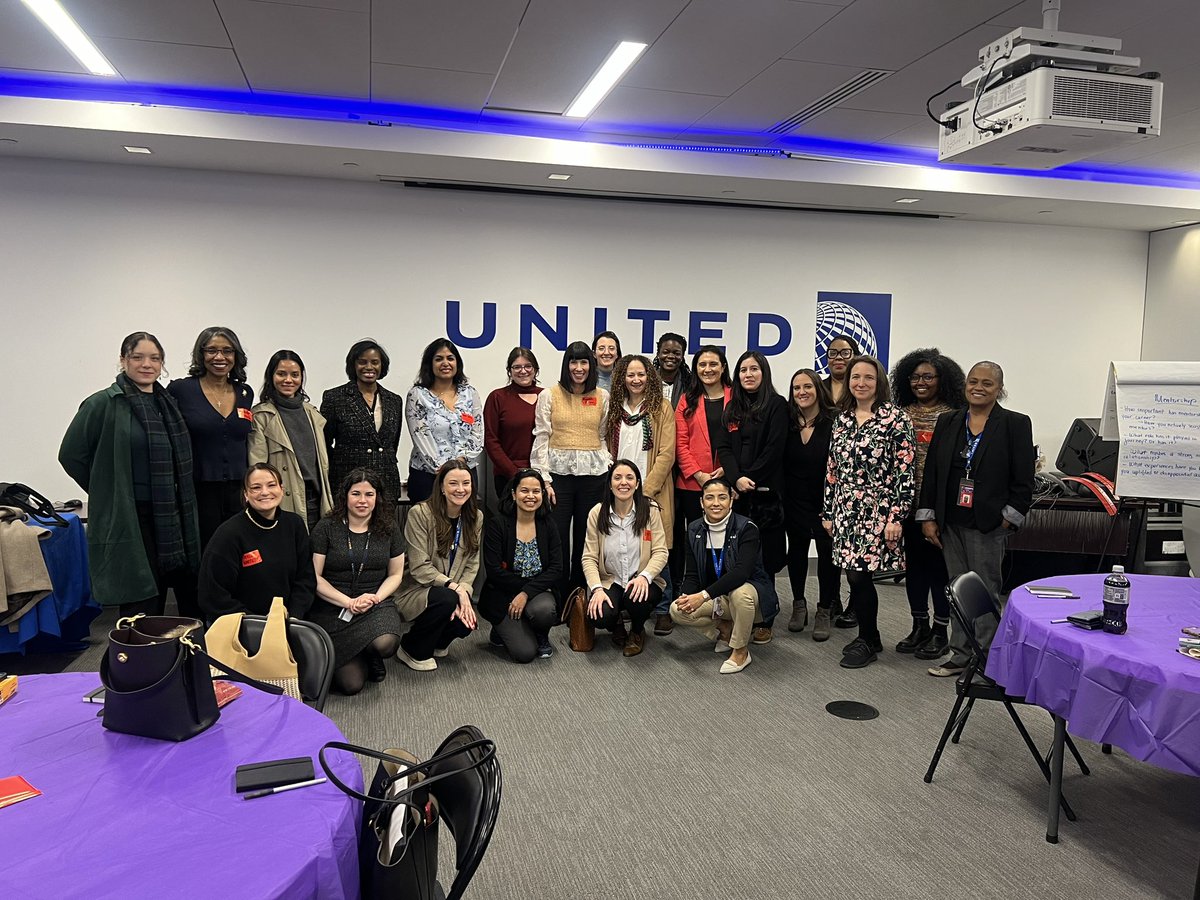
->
xmin=896 ymin=619 xmax=932 ymax=654
xmin=812 ymin=607 xmax=832 ymax=642
xmin=787 ymin=601 xmax=808 ymax=632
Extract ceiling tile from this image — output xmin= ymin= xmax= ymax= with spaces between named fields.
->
xmin=68 ymin=0 xmax=232 ymax=46
xmin=371 ymin=64 xmax=493 ymax=111
xmin=0 ymin=5 xmax=88 ymax=75
xmin=987 ymin=0 xmax=1161 ymax=35
xmin=488 ymin=0 xmax=687 ymax=113
xmin=215 ymin=0 xmax=369 ymax=98
xmin=96 ymin=39 xmax=248 ymax=90
xmin=249 ymin=0 xmax=368 ymax=11
xmin=371 ymin=0 xmax=527 ymax=73
xmin=583 ymin=86 xmax=724 ymax=133
xmin=624 ymin=0 xmax=840 ymax=96
xmin=787 ymin=107 xmax=927 ymax=143
xmin=879 ymin=120 xmax=940 ymax=149
xmin=690 ymin=58 xmax=866 ymax=132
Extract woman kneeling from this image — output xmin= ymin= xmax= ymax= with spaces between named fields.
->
xmin=670 ymin=477 xmax=779 ymax=673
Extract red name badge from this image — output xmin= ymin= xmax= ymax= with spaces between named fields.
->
xmin=643 ymin=529 xmax=653 ymax=542
xmin=461 ymin=413 xmax=475 ymax=424
xmin=581 ymin=396 xmax=598 ymax=407
xmin=917 ymin=430 xmax=934 ymax=444
xmin=237 ymin=407 xmax=253 ymax=422
xmin=728 ymin=422 xmax=739 ymax=432
xmin=242 ymin=549 xmax=263 ymax=567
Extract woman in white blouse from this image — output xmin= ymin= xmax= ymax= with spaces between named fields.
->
xmin=405 ymin=338 xmax=484 ymax=504
xmin=581 ymin=459 xmax=669 ymax=657
xmin=531 ymin=341 xmax=610 ymax=598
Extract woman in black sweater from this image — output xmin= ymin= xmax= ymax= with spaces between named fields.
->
xmin=198 ymin=463 xmax=315 ymax=621
xmin=480 ymin=469 xmax=564 ymax=663
xmin=717 ymin=350 xmax=788 ymax=642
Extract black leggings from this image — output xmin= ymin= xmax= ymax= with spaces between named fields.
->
xmin=334 ymin=634 xmax=400 ymax=695
xmin=902 ymin=519 xmax=950 ymax=625
xmin=785 ymin=518 xmax=840 ymax=610
xmin=845 ymin=569 xmax=880 ymax=644
xmin=549 ymin=473 xmax=606 ymax=597
xmin=492 ymin=591 xmax=558 ymax=663
xmin=589 ymin=582 xmax=663 ymax=635
xmin=170 ymin=480 xmax=242 ymax=619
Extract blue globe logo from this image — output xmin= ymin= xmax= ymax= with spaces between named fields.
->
xmin=815 ymin=301 xmax=878 ymax=376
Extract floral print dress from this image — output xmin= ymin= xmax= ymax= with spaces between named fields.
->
xmin=822 ymin=402 xmax=915 ymax=572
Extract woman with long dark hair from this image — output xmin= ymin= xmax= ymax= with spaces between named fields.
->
xmin=480 ymin=469 xmax=564 ymax=663
xmin=581 ymin=459 xmax=669 ymax=657
xmin=530 ymin=341 xmax=610 ymax=598
xmin=167 ymin=325 xmax=254 ymax=617
xmin=592 ymin=331 xmax=622 ymax=393
xmin=717 ymin=350 xmax=788 ymax=643
xmin=405 ymin=337 xmax=484 ymax=503
xmin=393 ymin=459 xmax=482 ymax=671
xmin=309 ymin=468 xmax=406 ymax=694
xmin=249 ymin=349 xmax=332 ymax=531
xmin=822 ymin=356 xmax=915 ymax=669
xmin=483 ymin=346 xmax=544 ymax=499
xmin=783 ymin=368 xmax=841 ymax=639
xmin=822 ymin=334 xmax=860 ymax=405
xmin=59 ymin=332 xmax=201 ymax=615
xmin=889 ymin=348 xmax=966 ymax=660
xmin=320 ymin=339 xmax=404 ymax=505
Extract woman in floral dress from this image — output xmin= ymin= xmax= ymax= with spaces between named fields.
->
xmin=822 ymin=356 xmax=915 ymax=670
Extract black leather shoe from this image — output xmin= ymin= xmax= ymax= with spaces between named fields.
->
xmin=839 ymin=637 xmax=878 ymax=669
xmin=914 ymin=632 xmax=950 ymax=660
xmin=833 ymin=610 xmax=857 ymax=629
xmin=896 ymin=621 xmax=932 ymax=654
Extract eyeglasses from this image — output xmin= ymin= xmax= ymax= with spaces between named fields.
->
xmin=828 ymin=349 xmax=854 ymax=360
xmin=203 ymin=347 xmax=235 ymax=358
xmin=910 ymin=373 xmax=938 ymax=383
xmin=510 ymin=364 xmax=534 ymax=372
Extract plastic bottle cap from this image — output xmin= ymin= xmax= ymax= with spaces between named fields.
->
xmin=1112 ymin=565 xmax=1125 ymax=574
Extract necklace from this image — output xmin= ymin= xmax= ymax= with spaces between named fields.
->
xmin=244 ymin=509 xmax=279 ymax=530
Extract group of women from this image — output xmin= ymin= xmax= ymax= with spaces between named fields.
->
xmin=60 ymin=325 xmax=1035 ymax=688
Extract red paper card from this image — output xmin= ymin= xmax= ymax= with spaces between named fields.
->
xmin=242 ymin=549 xmax=263 ymax=567
xmin=214 ymin=680 xmax=243 ymax=708
xmin=0 ymin=776 xmax=41 ymax=809
xmin=237 ymin=407 xmax=254 ymax=422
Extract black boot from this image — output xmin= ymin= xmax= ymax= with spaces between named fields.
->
xmin=896 ymin=618 xmax=932 ymax=654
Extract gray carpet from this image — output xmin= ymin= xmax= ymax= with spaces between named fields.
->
xmin=67 ymin=578 xmax=1198 ymax=899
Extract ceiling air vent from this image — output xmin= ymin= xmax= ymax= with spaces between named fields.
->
xmin=768 ymin=69 xmax=892 ymax=135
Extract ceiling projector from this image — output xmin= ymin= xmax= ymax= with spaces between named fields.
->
xmin=937 ymin=0 xmax=1162 ymax=169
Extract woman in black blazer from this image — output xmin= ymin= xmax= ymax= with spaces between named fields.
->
xmin=320 ymin=339 xmax=405 ymax=505
xmin=480 ymin=469 xmax=564 ymax=663
xmin=917 ymin=361 xmax=1035 ymax=677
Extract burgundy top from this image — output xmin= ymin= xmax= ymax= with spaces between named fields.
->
xmin=483 ymin=383 xmax=544 ymax=480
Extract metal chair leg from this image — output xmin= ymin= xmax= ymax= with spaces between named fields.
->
xmin=1003 ymin=701 xmax=1077 ymax=822
xmin=1063 ymin=734 xmax=1090 ymax=775
xmin=951 ymin=697 xmax=976 ymax=744
xmin=925 ymin=693 xmax=967 ymax=783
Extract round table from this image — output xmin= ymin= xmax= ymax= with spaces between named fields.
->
xmin=1 ymin=672 xmax=363 ymax=899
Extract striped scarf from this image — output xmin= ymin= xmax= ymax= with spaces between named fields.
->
xmin=608 ymin=401 xmax=653 ymax=459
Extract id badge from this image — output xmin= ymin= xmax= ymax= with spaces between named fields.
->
xmin=957 ymin=478 xmax=975 ymax=508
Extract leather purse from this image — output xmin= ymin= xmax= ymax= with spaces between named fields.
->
xmin=100 ymin=614 xmax=283 ymax=742
xmin=561 ymin=586 xmax=594 ymax=652
xmin=204 ymin=597 xmax=302 ymax=700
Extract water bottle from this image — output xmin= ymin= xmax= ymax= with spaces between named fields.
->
xmin=1101 ymin=565 xmax=1130 ymax=635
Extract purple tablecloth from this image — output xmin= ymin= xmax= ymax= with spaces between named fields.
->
xmin=1 ymin=673 xmax=363 ymax=899
xmin=987 ymin=574 xmax=1200 ymax=776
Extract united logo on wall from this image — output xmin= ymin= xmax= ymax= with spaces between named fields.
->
xmin=814 ymin=292 xmax=892 ymax=374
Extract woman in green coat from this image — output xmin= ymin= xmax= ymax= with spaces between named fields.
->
xmin=59 ymin=332 xmax=201 ymax=614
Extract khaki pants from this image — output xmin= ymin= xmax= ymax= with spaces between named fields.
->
xmin=670 ymin=583 xmax=760 ymax=650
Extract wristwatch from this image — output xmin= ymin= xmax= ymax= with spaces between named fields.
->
xmin=700 ymin=590 xmax=711 ymax=601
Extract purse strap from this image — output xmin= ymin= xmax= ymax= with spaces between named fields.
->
xmin=318 ymin=739 xmax=496 ymax=806
xmin=181 ymin=636 xmax=286 ymax=696
xmin=559 ymin=586 xmax=586 ymax=624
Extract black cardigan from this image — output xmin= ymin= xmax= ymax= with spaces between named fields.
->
xmin=716 ymin=393 xmax=789 ymax=495
xmin=479 ymin=514 xmax=564 ymax=624
xmin=918 ymin=404 xmax=1036 ymax=533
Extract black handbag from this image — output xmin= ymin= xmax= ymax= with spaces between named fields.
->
xmin=319 ymin=738 xmax=497 ymax=900
xmin=100 ymin=615 xmax=284 ymax=742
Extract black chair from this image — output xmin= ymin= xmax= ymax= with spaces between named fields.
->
xmin=924 ymin=571 xmax=1089 ymax=821
xmin=237 ymin=616 xmax=335 ymax=712
xmin=426 ymin=725 xmax=503 ymax=900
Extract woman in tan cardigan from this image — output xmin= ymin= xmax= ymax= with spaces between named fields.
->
xmin=393 ymin=459 xmax=482 ymax=671
xmin=581 ymin=459 xmax=669 ymax=657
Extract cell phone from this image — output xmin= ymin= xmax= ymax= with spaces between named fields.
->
xmin=83 ymin=686 xmax=106 ymax=704
xmin=338 ymin=607 xmax=354 ymax=622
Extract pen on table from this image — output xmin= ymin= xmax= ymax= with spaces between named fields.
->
xmin=243 ymin=777 xmax=327 ymax=800
xmin=1050 ymin=618 xmax=1069 ymax=624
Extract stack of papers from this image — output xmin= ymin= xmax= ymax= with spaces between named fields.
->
xmin=0 ymin=776 xmax=40 ymax=809
xmin=1025 ymin=585 xmax=1080 ymax=599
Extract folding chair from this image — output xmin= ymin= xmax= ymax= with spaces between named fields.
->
xmin=237 ymin=615 xmax=335 ymax=712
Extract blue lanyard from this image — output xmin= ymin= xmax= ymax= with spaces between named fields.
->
xmin=447 ymin=517 xmax=463 ymax=571
xmin=710 ymin=547 xmax=725 ymax=578
xmin=961 ymin=424 xmax=984 ymax=477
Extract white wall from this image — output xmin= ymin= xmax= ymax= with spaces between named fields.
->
xmin=1143 ymin=223 xmax=1200 ymax=361
xmin=0 ymin=156 xmax=1149 ymax=499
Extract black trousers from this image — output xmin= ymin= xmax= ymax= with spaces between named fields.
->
xmin=671 ymin=488 xmax=702 ymax=585
xmin=492 ymin=591 xmax=558 ymax=664
xmin=785 ymin=518 xmax=840 ymax=610
xmin=846 ymin=569 xmax=880 ymax=644
xmin=401 ymin=586 xmax=473 ymax=659
xmin=171 ymin=480 xmax=243 ymax=619
xmin=902 ymin=518 xmax=950 ymax=623
xmin=589 ymin=582 xmax=663 ymax=635
xmin=549 ymin=473 xmax=606 ymax=597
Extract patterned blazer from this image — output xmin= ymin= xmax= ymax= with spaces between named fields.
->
xmin=319 ymin=381 xmax=404 ymax=503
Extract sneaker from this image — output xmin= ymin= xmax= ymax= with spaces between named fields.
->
xmin=751 ymin=626 xmax=773 ymax=644
xmin=812 ymin=607 xmax=832 ymax=642
xmin=396 ymin=644 xmax=437 ymax=672
xmin=834 ymin=610 xmax=858 ymax=629
xmin=366 ymin=654 xmax=387 ymax=683
xmin=896 ymin=621 xmax=932 ymax=654
xmin=787 ymin=602 xmax=808 ymax=633
xmin=536 ymin=636 xmax=554 ymax=659
xmin=653 ymin=614 xmax=674 ymax=636
xmin=914 ymin=633 xmax=950 ymax=660
xmin=840 ymin=637 xmax=878 ymax=669
xmin=927 ymin=659 xmax=967 ymax=677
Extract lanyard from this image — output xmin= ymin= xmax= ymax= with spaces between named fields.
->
xmin=447 ymin=517 xmax=463 ymax=572
xmin=710 ymin=546 xmax=726 ymax=578
xmin=346 ymin=526 xmax=372 ymax=594
xmin=961 ymin=424 xmax=984 ymax=478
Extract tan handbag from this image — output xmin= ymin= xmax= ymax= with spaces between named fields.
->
xmin=563 ymin=587 xmax=594 ymax=652
xmin=204 ymin=596 xmax=302 ymax=700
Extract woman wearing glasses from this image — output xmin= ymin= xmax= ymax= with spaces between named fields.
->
xmin=483 ymin=347 xmax=544 ymax=500
xmin=822 ymin=334 xmax=859 ymax=404
xmin=168 ymin=326 xmax=254 ymax=618
xmin=889 ymin=348 xmax=966 ymax=660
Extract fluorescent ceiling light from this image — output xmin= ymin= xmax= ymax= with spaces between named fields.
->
xmin=20 ymin=0 xmax=117 ymax=76
xmin=124 ymin=146 xmax=152 ymax=154
xmin=564 ymin=41 xmax=648 ymax=119
xmin=894 ymin=197 xmax=921 ymax=204
xmin=547 ymin=173 xmax=571 ymax=181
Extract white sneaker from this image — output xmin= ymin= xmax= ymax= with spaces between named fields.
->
xmin=396 ymin=645 xmax=437 ymax=671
